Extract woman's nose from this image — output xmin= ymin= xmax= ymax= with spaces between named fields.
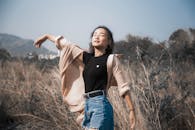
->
xmin=93 ymin=35 xmax=99 ymax=39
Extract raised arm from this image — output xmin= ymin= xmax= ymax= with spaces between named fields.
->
xmin=33 ymin=34 xmax=59 ymax=48
xmin=34 ymin=34 xmax=83 ymax=61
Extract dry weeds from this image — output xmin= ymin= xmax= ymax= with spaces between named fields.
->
xmin=0 ymin=51 xmax=194 ymax=130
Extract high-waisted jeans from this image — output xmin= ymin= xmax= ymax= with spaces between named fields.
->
xmin=82 ymin=95 xmax=114 ymax=130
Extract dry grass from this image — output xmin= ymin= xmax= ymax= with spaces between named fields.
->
xmin=115 ymin=46 xmax=195 ymax=130
xmin=0 ymin=60 xmax=80 ymax=130
xmin=0 ymin=53 xmax=194 ymax=130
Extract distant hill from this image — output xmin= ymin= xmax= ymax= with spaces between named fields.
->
xmin=0 ymin=33 xmax=56 ymax=57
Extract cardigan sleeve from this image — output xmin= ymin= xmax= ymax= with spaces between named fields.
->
xmin=112 ymin=55 xmax=130 ymax=97
xmin=56 ymin=35 xmax=84 ymax=77
xmin=55 ymin=35 xmax=70 ymax=50
xmin=55 ymin=36 xmax=84 ymax=63
xmin=54 ymin=36 xmax=85 ymax=114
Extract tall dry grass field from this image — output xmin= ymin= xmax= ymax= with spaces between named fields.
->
xmin=0 ymin=51 xmax=194 ymax=130
xmin=0 ymin=60 xmax=80 ymax=130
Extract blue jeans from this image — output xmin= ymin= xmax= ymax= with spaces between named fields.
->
xmin=82 ymin=95 xmax=114 ymax=130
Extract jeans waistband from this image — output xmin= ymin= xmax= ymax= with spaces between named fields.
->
xmin=83 ymin=90 xmax=105 ymax=99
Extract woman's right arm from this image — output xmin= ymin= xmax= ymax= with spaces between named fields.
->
xmin=34 ymin=34 xmax=84 ymax=61
xmin=34 ymin=34 xmax=57 ymax=48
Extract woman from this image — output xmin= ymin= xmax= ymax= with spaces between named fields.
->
xmin=34 ymin=26 xmax=135 ymax=130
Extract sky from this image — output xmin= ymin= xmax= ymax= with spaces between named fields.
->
xmin=0 ymin=0 xmax=195 ymax=52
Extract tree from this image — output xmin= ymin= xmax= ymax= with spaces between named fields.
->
xmin=0 ymin=48 xmax=11 ymax=61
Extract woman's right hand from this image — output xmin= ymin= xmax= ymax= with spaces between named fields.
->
xmin=34 ymin=35 xmax=48 ymax=48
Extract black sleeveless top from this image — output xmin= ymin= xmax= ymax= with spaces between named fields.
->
xmin=82 ymin=52 xmax=109 ymax=93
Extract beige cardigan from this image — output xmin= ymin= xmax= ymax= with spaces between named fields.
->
xmin=56 ymin=37 xmax=130 ymax=115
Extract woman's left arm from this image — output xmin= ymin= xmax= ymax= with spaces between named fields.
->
xmin=123 ymin=92 xmax=136 ymax=129
xmin=112 ymin=55 xmax=136 ymax=129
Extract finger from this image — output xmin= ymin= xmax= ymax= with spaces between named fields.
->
xmin=34 ymin=41 xmax=41 ymax=48
xmin=33 ymin=42 xmax=37 ymax=47
xmin=131 ymin=124 xmax=135 ymax=129
xmin=33 ymin=40 xmax=38 ymax=46
xmin=34 ymin=44 xmax=40 ymax=48
xmin=130 ymin=119 xmax=135 ymax=129
xmin=33 ymin=42 xmax=38 ymax=47
xmin=37 ymin=44 xmax=40 ymax=48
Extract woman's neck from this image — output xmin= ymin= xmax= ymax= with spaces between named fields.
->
xmin=94 ymin=48 xmax=106 ymax=57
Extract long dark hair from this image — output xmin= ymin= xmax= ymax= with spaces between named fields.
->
xmin=89 ymin=26 xmax=114 ymax=55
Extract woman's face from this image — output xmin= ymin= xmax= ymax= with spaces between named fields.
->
xmin=91 ymin=28 xmax=110 ymax=50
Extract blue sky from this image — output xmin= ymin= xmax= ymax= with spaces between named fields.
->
xmin=0 ymin=0 xmax=195 ymax=52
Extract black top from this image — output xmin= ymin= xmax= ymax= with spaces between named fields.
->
xmin=82 ymin=52 xmax=109 ymax=93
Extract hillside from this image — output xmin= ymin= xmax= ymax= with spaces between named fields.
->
xmin=0 ymin=33 xmax=56 ymax=57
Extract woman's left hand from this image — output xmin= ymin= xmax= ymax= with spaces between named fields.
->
xmin=129 ymin=110 xmax=136 ymax=129
xmin=123 ymin=92 xmax=136 ymax=129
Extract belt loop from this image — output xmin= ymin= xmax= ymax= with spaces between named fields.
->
xmin=87 ymin=93 xmax=89 ymax=98
xmin=102 ymin=90 xmax=105 ymax=96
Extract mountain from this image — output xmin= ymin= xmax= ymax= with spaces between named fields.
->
xmin=0 ymin=33 xmax=56 ymax=57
